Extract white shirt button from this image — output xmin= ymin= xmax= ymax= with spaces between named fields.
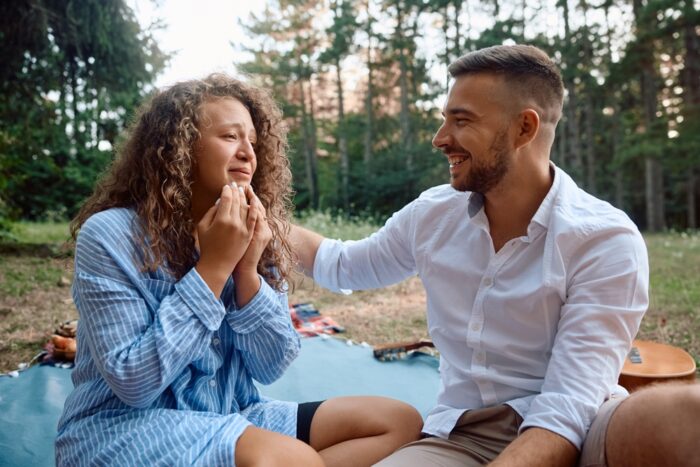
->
xmin=482 ymin=277 xmax=492 ymax=287
xmin=476 ymin=352 xmax=485 ymax=363
xmin=212 ymin=337 xmax=220 ymax=346
xmin=471 ymin=323 xmax=481 ymax=332
xmin=209 ymin=379 xmax=216 ymax=387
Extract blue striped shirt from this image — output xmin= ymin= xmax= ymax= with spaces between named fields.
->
xmin=56 ymin=208 xmax=301 ymax=466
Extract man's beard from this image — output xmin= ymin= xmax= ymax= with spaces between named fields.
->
xmin=452 ymin=129 xmax=511 ymax=194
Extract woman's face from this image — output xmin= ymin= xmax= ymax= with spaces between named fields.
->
xmin=191 ymin=97 xmax=258 ymax=202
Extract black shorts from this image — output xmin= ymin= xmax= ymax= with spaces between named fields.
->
xmin=296 ymin=400 xmax=324 ymax=444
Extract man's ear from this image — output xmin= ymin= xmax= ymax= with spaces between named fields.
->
xmin=514 ymin=109 xmax=540 ymax=149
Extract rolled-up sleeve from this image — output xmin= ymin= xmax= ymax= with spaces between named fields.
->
xmin=313 ymin=202 xmax=418 ymax=293
xmin=519 ymin=228 xmax=649 ymax=448
xmin=224 ymin=279 xmax=300 ymax=384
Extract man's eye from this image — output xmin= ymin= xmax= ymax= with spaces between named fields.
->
xmin=225 ymin=133 xmax=238 ymax=140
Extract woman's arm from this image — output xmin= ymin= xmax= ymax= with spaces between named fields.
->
xmin=75 ymin=211 xmax=227 ymax=408
xmin=224 ymin=279 xmax=300 ymax=384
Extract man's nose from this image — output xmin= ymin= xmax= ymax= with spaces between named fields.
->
xmin=432 ymin=124 xmax=450 ymax=149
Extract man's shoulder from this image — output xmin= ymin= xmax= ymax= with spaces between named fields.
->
xmin=552 ymin=173 xmax=640 ymax=238
xmin=414 ymin=184 xmax=466 ymax=207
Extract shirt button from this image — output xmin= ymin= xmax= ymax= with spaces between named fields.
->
xmin=209 ymin=379 xmax=217 ymax=387
xmin=471 ymin=323 xmax=481 ymax=332
xmin=476 ymin=352 xmax=485 ymax=363
xmin=482 ymin=277 xmax=492 ymax=287
xmin=212 ymin=337 xmax=220 ymax=346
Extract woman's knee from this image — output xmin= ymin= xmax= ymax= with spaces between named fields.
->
xmin=381 ymin=398 xmax=424 ymax=442
xmin=235 ymin=425 xmax=324 ymax=467
xmin=310 ymin=396 xmax=423 ymax=450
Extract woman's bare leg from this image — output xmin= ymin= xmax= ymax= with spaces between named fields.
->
xmin=308 ymin=396 xmax=423 ymax=467
xmin=235 ymin=425 xmax=325 ymax=467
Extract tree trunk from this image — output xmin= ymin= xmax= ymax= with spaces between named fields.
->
xmin=561 ymin=0 xmax=583 ymax=178
xmin=395 ymin=1 xmax=413 ymax=198
xmin=635 ymin=0 xmax=664 ymax=231
xmin=581 ymin=1 xmax=596 ymax=194
xmin=335 ymin=57 xmax=349 ymax=211
xmin=453 ymin=0 xmax=462 ymax=56
xmin=604 ymin=4 xmax=625 ymax=210
xmin=298 ymin=78 xmax=319 ymax=210
xmin=682 ymin=0 xmax=699 ymax=229
xmin=442 ymin=3 xmax=450 ymax=92
xmin=308 ymin=79 xmax=320 ymax=209
xmin=688 ymin=171 xmax=697 ymax=229
xmin=364 ymin=6 xmax=374 ymax=182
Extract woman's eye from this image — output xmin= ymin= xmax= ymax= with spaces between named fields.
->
xmin=225 ymin=133 xmax=238 ymax=140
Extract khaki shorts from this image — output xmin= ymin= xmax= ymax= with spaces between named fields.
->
xmin=373 ymin=404 xmax=522 ymax=467
xmin=578 ymin=396 xmax=626 ymax=467
xmin=373 ymin=397 xmax=626 ymax=467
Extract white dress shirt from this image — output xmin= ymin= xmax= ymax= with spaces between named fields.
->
xmin=313 ymin=165 xmax=648 ymax=449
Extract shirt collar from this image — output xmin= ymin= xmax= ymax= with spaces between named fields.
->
xmin=467 ymin=192 xmax=484 ymax=218
xmin=530 ymin=161 xmax=561 ymax=232
xmin=466 ymin=162 xmax=560 ymax=227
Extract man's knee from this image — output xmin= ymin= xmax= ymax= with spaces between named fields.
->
xmin=606 ymin=382 xmax=700 ymax=467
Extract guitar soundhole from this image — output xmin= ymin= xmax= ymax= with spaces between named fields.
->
xmin=628 ymin=347 xmax=643 ymax=364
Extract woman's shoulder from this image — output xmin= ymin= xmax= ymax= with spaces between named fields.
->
xmin=78 ymin=208 xmax=139 ymax=248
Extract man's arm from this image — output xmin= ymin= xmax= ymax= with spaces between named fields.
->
xmin=289 ymin=224 xmax=325 ymax=276
xmin=489 ymin=427 xmax=578 ymax=467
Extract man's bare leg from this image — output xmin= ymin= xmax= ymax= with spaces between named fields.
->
xmin=606 ymin=382 xmax=700 ymax=467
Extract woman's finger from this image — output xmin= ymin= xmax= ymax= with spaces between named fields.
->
xmin=246 ymin=196 xmax=258 ymax=233
xmin=199 ymin=202 xmax=219 ymax=230
xmin=216 ymin=185 xmax=233 ymax=222
xmin=229 ymin=182 xmax=242 ymax=220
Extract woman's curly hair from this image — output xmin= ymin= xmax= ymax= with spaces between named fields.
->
xmin=71 ymin=74 xmax=294 ymax=291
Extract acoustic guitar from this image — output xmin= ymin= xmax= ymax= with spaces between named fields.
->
xmin=373 ymin=339 xmax=435 ymax=361
xmin=618 ymin=340 xmax=697 ymax=392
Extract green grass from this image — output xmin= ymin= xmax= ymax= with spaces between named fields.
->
xmin=0 ymin=257 xmax=66 ymax=298
xmin=0 ymin=217 xmax=698 ymax=375
xmin=9 ymin=221 xmax=71 ymax=244
xmin=295 ymin=210 xmax=383 ymax=240
xmin=640 ymin=231 xmax=700 ymax=368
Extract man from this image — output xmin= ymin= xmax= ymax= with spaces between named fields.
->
xmin=292 ymin=45 xmax=699 ymax=467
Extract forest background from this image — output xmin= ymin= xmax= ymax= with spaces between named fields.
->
xmin=1 ymin=0 xmax=699 ymax=230
xmin=0 ymin=1 xmax=699 ymax=373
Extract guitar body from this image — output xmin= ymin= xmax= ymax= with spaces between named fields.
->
xmin=618 ymin=340 xmax=697 ymax=392
xmin=373 ymin=339 xmax=434 ymax=361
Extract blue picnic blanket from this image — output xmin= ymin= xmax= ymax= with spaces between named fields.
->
xmin=0 ymin=336 xmax=440 ymax=467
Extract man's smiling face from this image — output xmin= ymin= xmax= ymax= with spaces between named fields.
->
xmin=432 ymin=73 xmax=516 ymax=194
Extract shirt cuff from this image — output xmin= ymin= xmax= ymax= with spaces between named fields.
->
xmin=312 ymin=239 xmax=352 ymax=294
xmin=175 ymin=267 xmax=227 ymax=331
xmin=519 ymin=392 xmax=599 ymax=449
xmin=225 ymin=276 xmax=281 ymax=334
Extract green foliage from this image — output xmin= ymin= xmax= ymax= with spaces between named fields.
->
xmin=10 ymin=221 xmax=71 ymax=244
xmin=0 ymin=0 xmax=167 ymax=224
xmin=295 ymin=210 xmax=383 ymax=240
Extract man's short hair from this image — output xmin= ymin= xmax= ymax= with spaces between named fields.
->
xmin=448 ymin=45 xmax=564 ymax=122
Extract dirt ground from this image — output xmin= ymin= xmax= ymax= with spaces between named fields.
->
xmin=0 ymin=258 xmax=428 ymax=373
xmin=2 ymin=252 xmax=698 ymax=381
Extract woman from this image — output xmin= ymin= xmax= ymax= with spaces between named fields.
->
xmin=56 ymin=74 xmax=422 ymax=466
